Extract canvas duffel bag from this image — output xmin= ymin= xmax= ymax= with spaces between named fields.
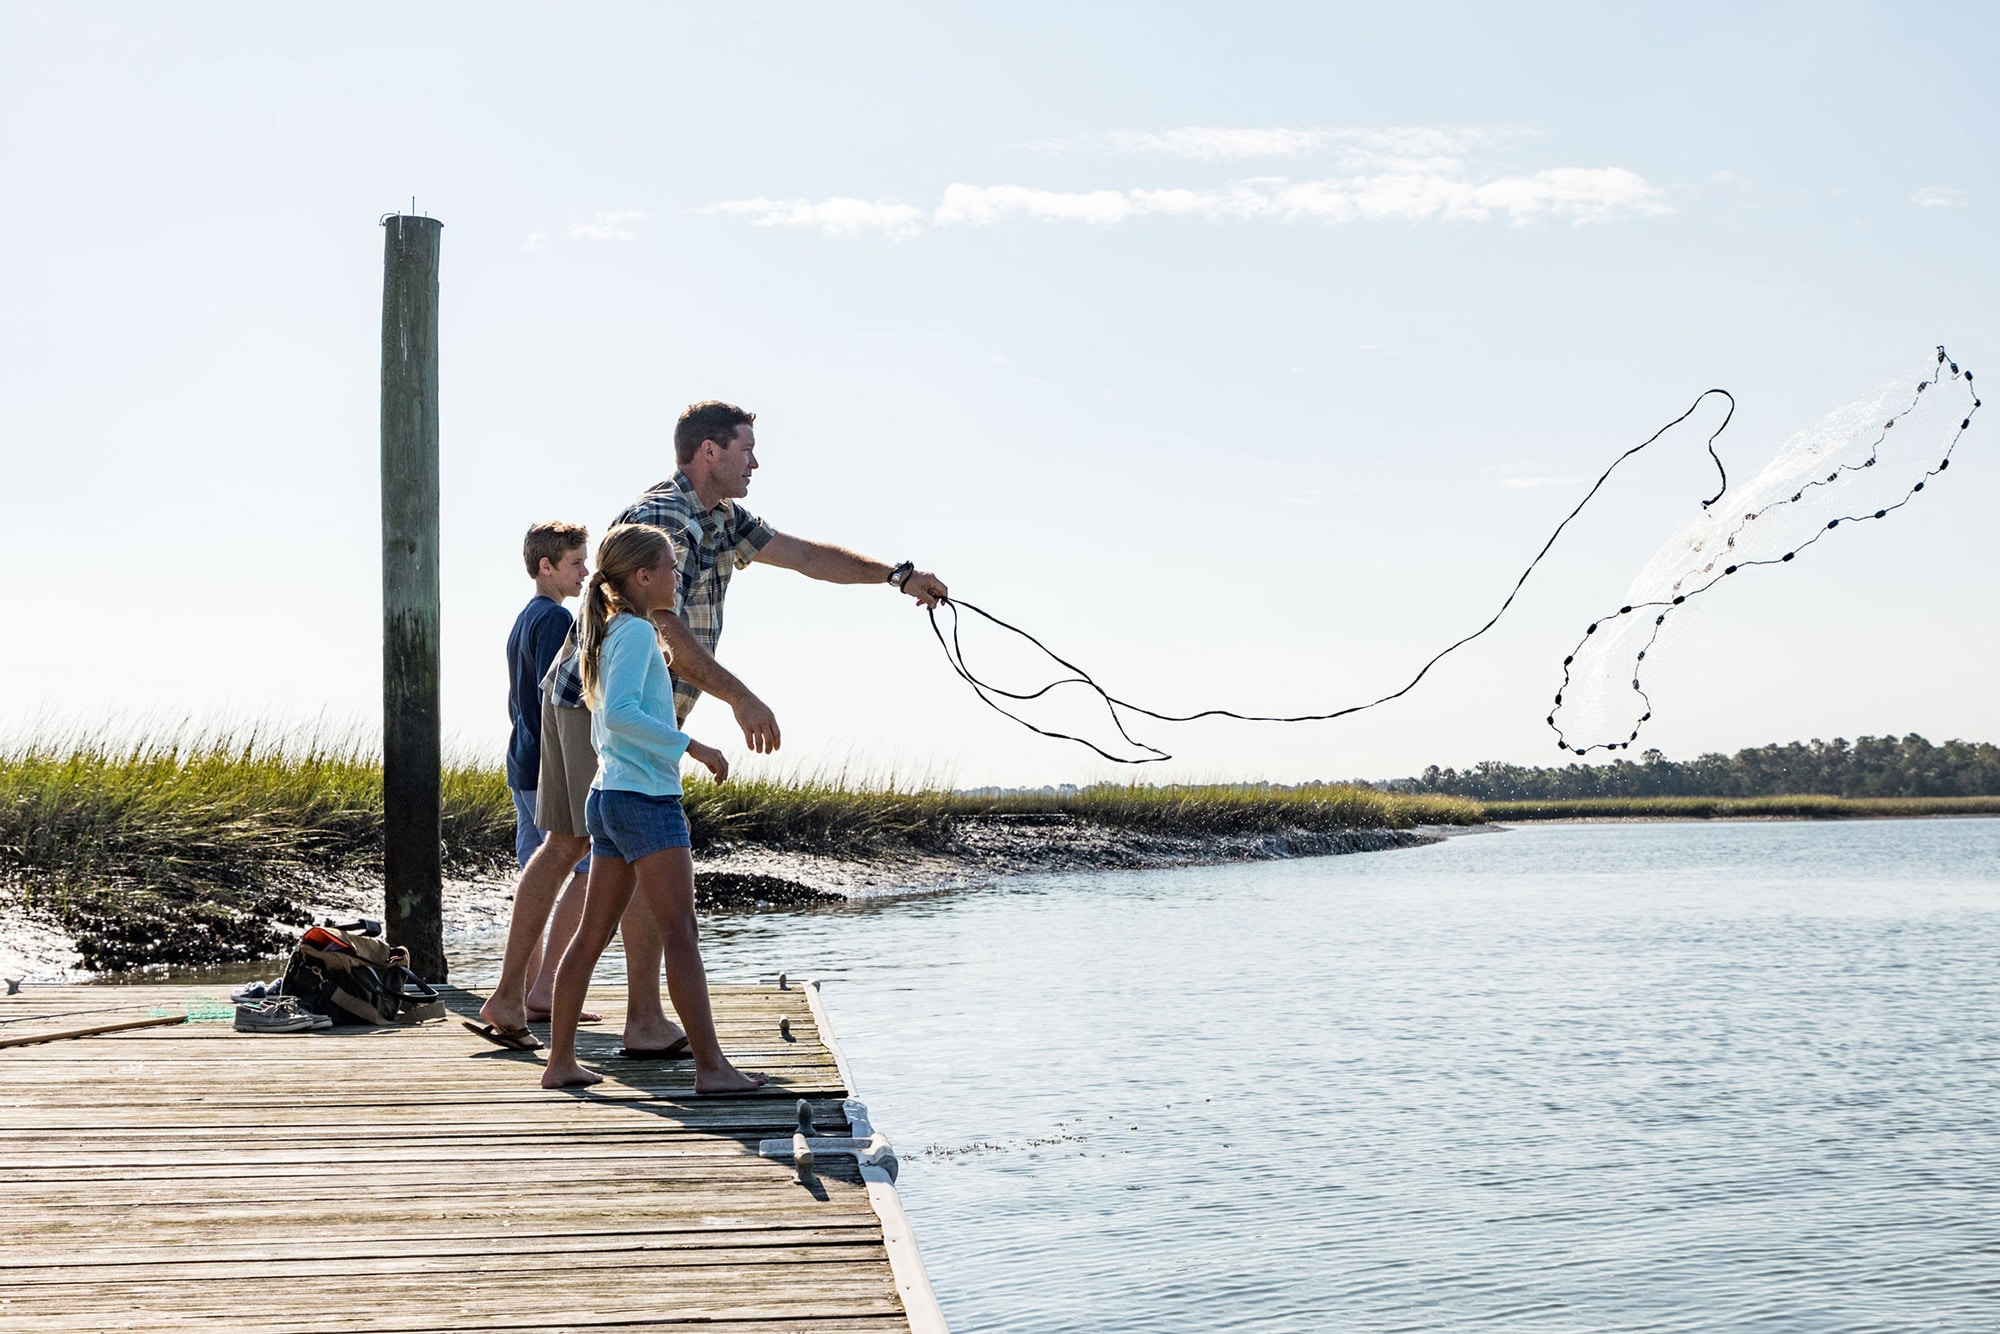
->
xmin=279 ymin=924 xmax=443 ymax=1025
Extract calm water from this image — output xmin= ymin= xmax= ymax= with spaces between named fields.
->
xmin=454 ymin=819 xmax=2000 ymax=1332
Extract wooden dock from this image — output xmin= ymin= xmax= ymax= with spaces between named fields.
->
xmin=0 ymin=981 xmax=945 ymax=1333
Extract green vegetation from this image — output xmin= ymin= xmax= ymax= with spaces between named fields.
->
xmin=977 ymin=783 xmax=1480 ymax=835
xmin=0 ymin=732 xmax=1472 ymax=971
xmin=0 ymin=731 xmax=511 ymax=970
xmin=1396 ymin=734 xmax=2000 ymax=801
xmin=686 ymin=777 xmax=1477 ymax=852
xmin=7 ymin=727 xmax=1994 ymax=973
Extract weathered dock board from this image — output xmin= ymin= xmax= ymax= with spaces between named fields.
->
xmin=0 ymin=981 xmax=943 ymax=1333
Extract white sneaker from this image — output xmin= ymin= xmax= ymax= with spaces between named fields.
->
xmin=233 ymin=996 xmax=324 ymax=1034
xmin=283 ymin=996 xmax=335 ymax=1030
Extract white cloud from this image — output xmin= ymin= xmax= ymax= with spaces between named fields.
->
xmin=1910 ymin=186 xmax=1970 ymax=209
xmin=936 ymin=184 xmax=1138 ymax=227
xmin=571 ymin=210 xmax=648 ymax=241
xmin=705 ymin=196 xmax=926 ymax=241
xmin=1030 ymin=124 xmax=1526 ymax=172
xmin=705 ymin=125 xmax=1668 ymax=239
xmin=712 ymin=167 xmax=1668 ymax=238
xmin=522 ymin=232 xmax=547 ymax=252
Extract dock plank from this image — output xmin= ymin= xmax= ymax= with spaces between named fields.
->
xmin=0 ymin=983 xmax=920 ymax=1332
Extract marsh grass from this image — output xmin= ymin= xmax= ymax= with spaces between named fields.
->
xmin=0 ymin=730 xmax=1472 ymax=971
xmin=678 ymin=775 xmax=1477 ymax=853
xmin=680 ymin=774 xmax=964 ymax=854
xmin=0 ymin=729 xmax=511 ymax=970
xmin=8 ymin=728 xmax=1983 ymax=973
xmin=0 ymin=730 xmax=513 ymax=888
xmin=973 ymin=783 xmax=1480 ymax=834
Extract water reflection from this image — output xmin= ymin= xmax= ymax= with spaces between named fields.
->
xmin=690 ymin=819 xmax=2000 ymax=1332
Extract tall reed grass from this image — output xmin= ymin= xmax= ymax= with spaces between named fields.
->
xmin=0 ymin=730 xmax=509 ymax=970
xmin=10 ymin=728 xmax=1985 ymax=973
xmin=0 ymin=730 xmax=511 ymax=892
xmin=976 ymin=782 xmax=1480 ymax=834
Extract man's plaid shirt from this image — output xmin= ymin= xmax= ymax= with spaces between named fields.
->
xmin=545 ymin=471 xmax=775 ymax=724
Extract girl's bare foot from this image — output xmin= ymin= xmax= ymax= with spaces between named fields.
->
xmin=693 ymin=1060 xmax=769 ymax=1095
xmin=540 ymin=1061 xmax=605 ymax=1089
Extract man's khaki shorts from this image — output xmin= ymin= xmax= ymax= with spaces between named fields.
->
xmin=535 ymin=694 xmax=596 ymax=837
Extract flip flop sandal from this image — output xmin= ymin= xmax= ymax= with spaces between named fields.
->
xmin=462 ymin=1021 xmax=542 ymax=1051
xmin=690 ymin=1082 xmax=774 ymax=1099
xmin=616 ymin=1037 xmax=692 ymax=1060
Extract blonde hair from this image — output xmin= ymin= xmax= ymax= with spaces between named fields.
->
xmin=577 ymin=524 xmax=677 ymax=706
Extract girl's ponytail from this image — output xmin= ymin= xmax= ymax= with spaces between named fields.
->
xmin=577 ymin=524 xmax=677 ymax=707
xmin=576 ymin=570 xmax=615 ymax=707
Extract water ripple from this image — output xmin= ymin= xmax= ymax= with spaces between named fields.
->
xmin=501 ymin=818 xmax=2000 ymax=1331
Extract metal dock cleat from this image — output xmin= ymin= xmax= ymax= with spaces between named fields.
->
xmin=761 ymin=1097 xmax=900 ymax=1185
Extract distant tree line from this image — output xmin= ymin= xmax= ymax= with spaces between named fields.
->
xmin=1388 ymin=734 xmax=2000 ymax=800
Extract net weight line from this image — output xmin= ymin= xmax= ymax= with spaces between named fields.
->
xmin=928 ymin=346 xmax=1980 ymax=765
xmin=1550 ymin=347 xmax=1980 ymax=755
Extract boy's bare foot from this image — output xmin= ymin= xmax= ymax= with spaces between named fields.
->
xmin=540 ymin=1060 xmax=604 ymax=1089
xmin=693 ymin=1061 xmax=769 ymax=1095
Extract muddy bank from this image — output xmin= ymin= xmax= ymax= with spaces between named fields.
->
xmin=698 ymin=813 xmax=1447 ymax=898
xmin=1 ymin=815 xmax=1452 ymax=981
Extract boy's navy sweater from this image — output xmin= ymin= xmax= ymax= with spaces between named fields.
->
xmin=506 ymin=594 xmax=573 ymax=790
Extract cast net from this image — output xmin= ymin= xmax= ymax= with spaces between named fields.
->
xmin=1551 ymin=348 xmax=1980 ymax=753
xmin=928 ymin=347 xmax=1981 ymax=763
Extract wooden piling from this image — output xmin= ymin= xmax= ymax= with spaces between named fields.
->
xmin=379 ymin=214 xmax=446 ymax=981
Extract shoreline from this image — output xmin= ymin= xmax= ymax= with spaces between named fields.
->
xmin=697 ymin=813 xmax=1454 ymax=902
xmin=14 ymin=801 xmax=1996 ymax=983
xmin=1 ymin=816 xmax=1452 ymax=984
xmin=1493 ymin=811 xmax=2000 ymax=824
xmin=1479 ymin=796 xmax=2000 ymax=821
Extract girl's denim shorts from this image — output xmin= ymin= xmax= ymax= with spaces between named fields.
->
xmin=585 ymin=789 xmax=691 ymax=863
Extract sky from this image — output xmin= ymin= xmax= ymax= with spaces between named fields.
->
xmin=2 ymin=2 xmax=1996 ymax=787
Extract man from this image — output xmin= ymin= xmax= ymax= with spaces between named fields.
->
xmin=477 ymin=400 xmax=946 ymax=1053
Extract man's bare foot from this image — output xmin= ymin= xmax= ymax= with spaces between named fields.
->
xmin=540 ymin=1060 xmax=604 ymax=1089
xmin=693 ymin=1061 xmax=769 ymax=1095
xmin=623 ymin=1018 xmax=687 ymax=1052
xmin=526 ymin=1007 xmax=602 ymax=1024
xmin=479 ymin=996 xmax=525 ymax=1034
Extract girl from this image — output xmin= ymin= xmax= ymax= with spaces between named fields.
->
xmin=539 ymin=523 xmax=767 ymax=1094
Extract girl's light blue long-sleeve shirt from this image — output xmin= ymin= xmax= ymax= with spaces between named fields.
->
xmin=588 ymin=614 xmax=690 ymax=797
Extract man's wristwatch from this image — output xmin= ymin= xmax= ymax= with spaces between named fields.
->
xmin=887 ymin=560 xmax=915 ymax=590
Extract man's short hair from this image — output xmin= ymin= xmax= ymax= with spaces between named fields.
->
xmin=674 ymin=401 xmax=756 ymax=465
xmin=523 ymin=521 xmax=589 ymax=577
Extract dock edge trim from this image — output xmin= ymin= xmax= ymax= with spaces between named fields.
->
xmin=802 ymin=978 xmax=950 ymax=1334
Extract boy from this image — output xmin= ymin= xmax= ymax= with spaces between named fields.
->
xmin=469 ymin=522 xmax=594 ymax=1048
xmin=507 ymin=522 xmax=590 ymax=866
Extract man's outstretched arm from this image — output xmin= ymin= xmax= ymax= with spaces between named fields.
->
xmin=650 ymin=612 xmax=782 ymax=754
xmin=754 ymin=532 xmax=948 ymax=608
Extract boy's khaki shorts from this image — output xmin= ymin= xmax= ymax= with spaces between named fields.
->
xmin=534 ymin=695 xmax=596 ymax=837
